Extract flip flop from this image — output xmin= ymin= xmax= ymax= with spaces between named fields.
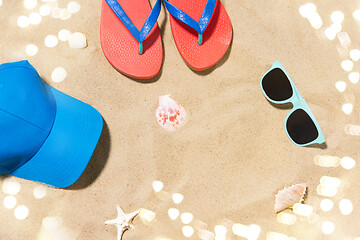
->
xmin=100 ymin=0 xmax=163 ymax=79
xmin=164 ymin=0 xmax=232 ymax=71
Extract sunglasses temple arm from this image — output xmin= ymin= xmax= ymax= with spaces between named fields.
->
xmin=319 ymin=136 xmax=326 ymax=144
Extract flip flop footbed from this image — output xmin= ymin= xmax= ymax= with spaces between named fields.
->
xmin=100 ymin=0 xmax=163 ymax=79
xmin=168 ymin=0 xmax=232 ymax=71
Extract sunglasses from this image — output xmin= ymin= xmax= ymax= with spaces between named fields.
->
xmin=260 ymin=61 xmax=325 ymax=146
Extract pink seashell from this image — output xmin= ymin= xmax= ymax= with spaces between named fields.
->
xmin=275 ymin=183 xmax=307 ymax=213
xmin=156 ymin=95 xmax=186 ymax=131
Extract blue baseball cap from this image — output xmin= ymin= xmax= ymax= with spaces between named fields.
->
xmin=0 ymin=60 xmax=103 ymax=188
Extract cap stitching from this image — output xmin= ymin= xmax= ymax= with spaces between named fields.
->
xmin=0 ymin=63 xmax=50 ymax=134
xmin=0 ymin=108 xmax=48 ymax=133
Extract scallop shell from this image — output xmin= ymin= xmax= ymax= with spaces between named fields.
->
xmin=156 ymin=95 xmax=186 ymax=131
xmin=275 ymin=183 xmax=307 ymax=213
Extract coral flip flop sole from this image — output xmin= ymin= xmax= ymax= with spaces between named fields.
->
xmin=168 ymin=0 xmax=232 ymax=71
xmin=100 ymin=0 xmax=163 ymax=79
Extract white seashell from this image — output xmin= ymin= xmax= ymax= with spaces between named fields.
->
xmin=156 ymin=95 xmax=186 ymax=131
xmin=275 ymin=183 xmax=307 ymax=212
xmin=68 ymin=32 xmax=87 ymax=49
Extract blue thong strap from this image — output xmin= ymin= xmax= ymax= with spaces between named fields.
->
xmin=105 ymin=0 xmax=161 ymax=55
xmin=164 ymin=0 xmax=217 ymax=45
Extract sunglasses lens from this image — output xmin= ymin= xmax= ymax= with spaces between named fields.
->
xmin=286 ymin=109 xmax=318 ymax=145
xmin=262 ymin=68 xmax=293 ymax=101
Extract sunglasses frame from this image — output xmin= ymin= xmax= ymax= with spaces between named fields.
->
xmin=260 ymin=61 xmax=325 ymax=147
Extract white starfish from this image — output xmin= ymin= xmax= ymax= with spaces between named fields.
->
xmin=105 ymin=205 xmax=139 ymax=240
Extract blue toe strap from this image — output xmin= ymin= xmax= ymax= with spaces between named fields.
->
xmin=164 ymin=0 xmax=217 ymax=45
xmin=105 ymin=0 xmax=161 ymax=55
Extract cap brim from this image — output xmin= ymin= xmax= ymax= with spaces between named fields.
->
xmin=10 ymin=87 xmax=103 ymax=188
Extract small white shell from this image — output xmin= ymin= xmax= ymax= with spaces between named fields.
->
xmin=68 ymin=32 xmax=87 ymax=49
xmin=275 ymin=183 xmax=307 ymax=213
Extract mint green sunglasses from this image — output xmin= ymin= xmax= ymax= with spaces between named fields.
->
xmin=260 ymin=61 xmax=325 ymax=147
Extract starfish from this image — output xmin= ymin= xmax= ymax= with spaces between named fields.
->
xmin=105 ymin=205 xmax=139 ymax=240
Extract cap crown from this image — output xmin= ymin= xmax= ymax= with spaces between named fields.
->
xmin=0 ymin=61 xmax=56 ymax=174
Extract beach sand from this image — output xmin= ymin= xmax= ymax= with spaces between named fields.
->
xmin=0 ymin=0 xmax=359 ymax=239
